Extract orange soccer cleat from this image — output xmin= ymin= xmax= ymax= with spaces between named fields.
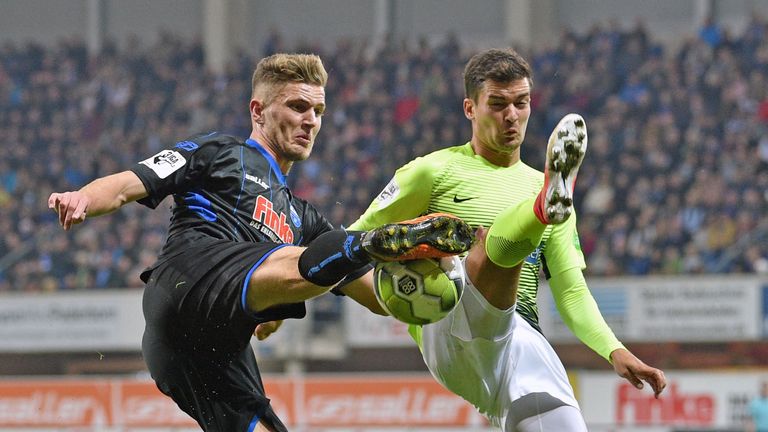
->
xmin=362 ymin=213 xmax=475 ymax=261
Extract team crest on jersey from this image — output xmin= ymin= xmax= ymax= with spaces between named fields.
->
xmin=250 ymin=195 xmax=294 ymax=243
xmin=289 ymin=205 xmax=302 ymax=227
xmin=524 ymin=246 xmax=542 ymax=265
xmin=375 ymin=178 xmax=400 ymax=208
xmin=140 ymin=150 xmax=186 ymax=179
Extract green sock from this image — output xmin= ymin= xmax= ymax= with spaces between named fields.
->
xmin=485 ymin=198 xmax=547 ymax=268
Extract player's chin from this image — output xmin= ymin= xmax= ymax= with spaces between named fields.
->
xmin=287 ymin=145 xmax=313 ymax=161
xmin=497 ymin=141 xmax=521 ymax=154
xmin=501 ymin=133 xmax=522 ymax=144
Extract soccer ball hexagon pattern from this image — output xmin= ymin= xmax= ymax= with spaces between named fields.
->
xmin=374 ymin=256 xmax=465 ymax=325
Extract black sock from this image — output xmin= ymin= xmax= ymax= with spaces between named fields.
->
xmin=298 ymin=230 xmax=369 ymax=286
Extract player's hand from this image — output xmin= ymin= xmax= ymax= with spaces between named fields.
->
xmin=610 ymin=348 xmax=666 ymax=398
xmin=254 ymin=320 xmax=284 ymax=341
xmin=48 ymin=191 xmax=91 ymax=231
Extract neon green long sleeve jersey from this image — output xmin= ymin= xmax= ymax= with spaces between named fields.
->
xmin=348 ymin=142 xmax=624 ymax=361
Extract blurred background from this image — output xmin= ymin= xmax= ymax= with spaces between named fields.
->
xmin=1 ymin=0 xmax=768 ymax=430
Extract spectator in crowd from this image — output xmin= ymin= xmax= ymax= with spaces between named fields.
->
xmin=748 ymin=381 xmax=768 ymax=432
xmin=2 ymin=15 xmax=768 ymax=293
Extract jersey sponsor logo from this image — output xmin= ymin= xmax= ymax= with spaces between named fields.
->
xmin=452 ymin=195 xmax=477 ymax=203
xmin=139 ymin=150 xmax=186 ymax=179
xmin=245 ymin=173 xmax=269 ymax=189
xmin=250 ymin=195 xmax=294 ymax=243
xmin=174 ymin=141 xmax=198 ymax=151
xmin=375 ymin=178 xmax=400 ymax=208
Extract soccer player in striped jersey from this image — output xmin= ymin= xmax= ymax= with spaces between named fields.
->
xmin=343 ymin=48 xmax=667 ymax=431
xmin=48 ymin=53 xmax=473 ymax=432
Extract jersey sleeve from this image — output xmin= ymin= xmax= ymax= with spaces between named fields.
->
xmin=295 ymin=198 xmax=334 ymax=245
xmin=543 ymin=212 xmax=623 ymax=361
xmin=347 ymin=157 xmax=436 ymax=231
xmin=548 ymin=267 xmax=625 ymax=361
xmin=542 ymin=211 xmax=586 ymax=276
xmin=130 ymin=137 xmax=223 ymax=209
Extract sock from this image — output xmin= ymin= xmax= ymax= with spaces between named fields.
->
xmin=485 ymin=198 xmax=547 ymax=268
xmin=533 ymin=188 xmax=550 ymax=224
xmin=298 ymin=230 xmax=369 ymax=286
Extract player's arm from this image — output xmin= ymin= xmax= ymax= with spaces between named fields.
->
xmin=541 ymin=214 xmax=619 ymax=357
xmin=549 ymin=267 xmax=624 ymax=360
xmin=347 ymin=157 xmax=435 ymax=231
xmin=333 ymin=269 xmax=386 ymax=315
xmin=341 ymin=158 xmax=436 ymax=314
xmin=546 ymin=216 xmax=666 ymax=397
xmin=550 ymin=268 xmax=665 ymax=398
xmin=48 ymin=171 xmax=148 ymax=230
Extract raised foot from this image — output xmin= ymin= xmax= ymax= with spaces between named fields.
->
xmin=362 ymin=213 xmax=475 ymax=261
xmin=543 ymin=113 xmax=588 ymax=224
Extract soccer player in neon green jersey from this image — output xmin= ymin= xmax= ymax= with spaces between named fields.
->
xmin=342 ymin=48 xmax=668 ymax=431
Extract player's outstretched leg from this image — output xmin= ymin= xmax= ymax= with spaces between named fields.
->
xmin=362 ymin=213 xmax=475 ymax=261
xmin=297 ymin=214 xmax=472 ymax=287
xmin=534 ymin=113 xmax=588 ymax=225
xmin=485 ymin=114 xmax=588 ymax=268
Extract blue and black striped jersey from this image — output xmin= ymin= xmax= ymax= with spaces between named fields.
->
xmin=130 ymin=132 xmax=333 ymax=253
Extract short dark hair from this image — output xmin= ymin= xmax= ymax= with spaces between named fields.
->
xmin=463 ymin=48 xmax=532 ymax=101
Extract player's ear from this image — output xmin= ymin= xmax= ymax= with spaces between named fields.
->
xmin=250 ymin=99 xmax=265 ymax=125
xmin=463 ymin=98 xmax=474 ymax=120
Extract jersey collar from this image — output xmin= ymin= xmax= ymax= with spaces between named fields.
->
xmin=245 ymin=138 xmax=287 ymax=185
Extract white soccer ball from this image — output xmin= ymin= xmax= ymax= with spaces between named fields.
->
xmin=373 ymin=256 xmax=466 ymax=325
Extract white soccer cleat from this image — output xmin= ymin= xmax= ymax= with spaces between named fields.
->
xmin=537 ymin=113 xmax=588 ymax=224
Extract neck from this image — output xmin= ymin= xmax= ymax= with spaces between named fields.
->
xmin=470 ymin=140 xmax=520 ymax=167
xmin=249 ymin=129 xmax=292 ymax=174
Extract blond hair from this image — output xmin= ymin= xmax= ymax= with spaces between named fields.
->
xmin=251 ymin=53 xmax=328 ymax=103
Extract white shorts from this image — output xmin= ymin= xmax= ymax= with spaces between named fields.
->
xmin=419 ymin=277 xmax=579 ymax=429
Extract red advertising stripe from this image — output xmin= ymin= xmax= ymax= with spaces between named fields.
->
xmin=0 ymin=375 xmax=485 ymax=427
xmin=0 ymin=380 xmax=112 ymax=426
xmin=117 ymin=380 xmax=197 ymax=427
xmin=300 ymin=375 xmax=485 ymax=426
xmin=263 ymin=376 xmax=296 ymax=425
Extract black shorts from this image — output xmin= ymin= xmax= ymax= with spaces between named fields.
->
xmin=141 ymin=237 xmax=305 ymax=432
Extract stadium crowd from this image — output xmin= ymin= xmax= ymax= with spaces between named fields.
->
xmin=2 ymin=15 xmax=768 ymax=293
